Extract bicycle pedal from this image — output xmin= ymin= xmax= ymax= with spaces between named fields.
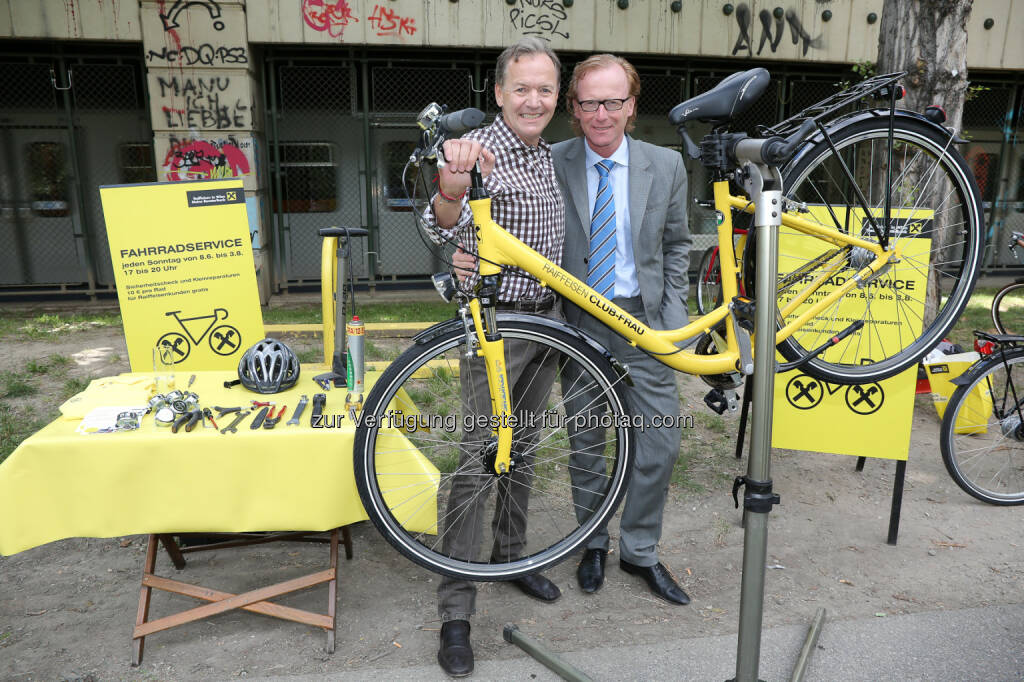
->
xmin=703 ymin=389 xmax=728 ymax=415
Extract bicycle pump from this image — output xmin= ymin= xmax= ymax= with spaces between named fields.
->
xmin=316 ymin=227 xmax=368 ymax=388
xmin=732 ymin=159 xmax=783 ymax=682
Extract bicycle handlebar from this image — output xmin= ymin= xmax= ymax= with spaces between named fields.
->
xmin=437 ymin=107 xmax=485 ymax=136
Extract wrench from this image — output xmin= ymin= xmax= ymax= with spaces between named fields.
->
xmin=221 ymin=410 xmax=251 ymax=434
xmin=288 ymin=395 xmax=309 ymax=426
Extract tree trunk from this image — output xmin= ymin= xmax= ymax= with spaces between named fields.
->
xmin=877 ymin=0 xmax=971 ymax=132
xmin=876 ymin=0 xmax=972 ymax=326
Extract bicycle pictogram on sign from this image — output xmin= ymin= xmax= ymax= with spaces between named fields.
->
xmin=157 ymin=308 xmax=242 ymax=362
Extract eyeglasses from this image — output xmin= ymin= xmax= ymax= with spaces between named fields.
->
xmin=576 ymin=97 xmax=631 ymax=112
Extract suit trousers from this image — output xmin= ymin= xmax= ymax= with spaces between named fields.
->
xmin=437 ymin=312 xmax=559 ymax=622
xmin=562 ymin=295 xmax=683 ymax=566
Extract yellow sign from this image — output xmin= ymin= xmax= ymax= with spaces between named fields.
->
xmin=771 ymin=206 xmax=931 ymax=460
xmin=99 ymin=179 xmax=264 ymax=371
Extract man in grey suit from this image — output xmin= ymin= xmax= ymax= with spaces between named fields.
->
xmin=552 ymin=54 xmax=692 ymax=604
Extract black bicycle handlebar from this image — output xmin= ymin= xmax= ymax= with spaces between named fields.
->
xmin=319 ymin=226 xmax=369 ymax=238
xmin=437 ymin=107 xmax=485 ymax=136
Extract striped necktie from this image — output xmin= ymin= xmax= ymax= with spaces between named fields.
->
xmin=587 ymin=159 xmax=616 ymax=298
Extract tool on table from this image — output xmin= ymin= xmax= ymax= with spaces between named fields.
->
xmin=250 ymin=405 xmax=270 ymax=429
xmin=263 ymin=405 xmax=287 ymax=429
xmin=313 ymin=374 xmax=333 ymax=391
xmin=251 ymin=400 xmax=275 ymax=408
xmin=154 ymin=406 xmax=176 ymax=427
xmin=202 ymin=407 xmax=218 ymax=429
xmin=214 ymin=406 xmax=241 ymax=419
xmin=310 ymin=393 xmax=327 ymax=427
xmin=345 ymin=316 xmax=365 ymax=421
xmin=171 ymin=409 xmax=202 ymax=434
xmin=187 ymin=374 xmax=196 ymax=390
xmin=221 ymin=410 xmax=251 ymax=434
xmin=288 ymin=395 xmax=309 ymax=426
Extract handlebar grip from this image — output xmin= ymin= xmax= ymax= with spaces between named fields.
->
xmin=319 ymin=226 xmax=369 ymax=238
xmin=438 ymin=108 xmax=485 ymax=136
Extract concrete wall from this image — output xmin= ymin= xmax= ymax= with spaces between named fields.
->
xmin=3 ymin=0 xmax=1021 ymax=71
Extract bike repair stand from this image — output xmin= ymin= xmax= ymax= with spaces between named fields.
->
xmin=729 ymin=161 xmax=825 ymax=682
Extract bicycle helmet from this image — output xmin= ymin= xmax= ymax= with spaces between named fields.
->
xmin=238 ymin=338 xmax=301 ymax=394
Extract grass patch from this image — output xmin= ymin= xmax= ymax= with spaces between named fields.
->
xmin=670 ymin=446 xmax=706 ymax=492
xmin=2 ymin=312 xmax=123 ymax=340
xmin=263 ymin=301 xmax=457 ymax=325
xmin=296 ymin=347 xmax=323 ymax=364
xmin=1 ymin=372 xmax=36 ymax=398
xmin=62 ymin=377 xmax=91 ymax=400
xmin=0 ymin=404 xmax=52 ymax=466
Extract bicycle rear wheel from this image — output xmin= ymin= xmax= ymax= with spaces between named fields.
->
xmin=750 ymin=116 xmax=984 ymax=384
xmin=695 ymin=246 xmax=723 ymax=315
xmin=992 ymin=281 xmax=1024 ymax=335
xmin=940 ymin=349 xmax=1024 ymax=505
xmin=353 ymin=316 xmax=634 ymax=581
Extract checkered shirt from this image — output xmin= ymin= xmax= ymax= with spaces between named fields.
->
xmin=423 ymin=114 xmax=565 ymax=302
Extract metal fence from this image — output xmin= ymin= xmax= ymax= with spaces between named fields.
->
xmin=1 ymin=44 xmax=1021 ymax=293
xmin=0 ymin=48 xmax=152 ymax=294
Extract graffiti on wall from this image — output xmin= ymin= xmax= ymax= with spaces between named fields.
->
xmin=147 ymin=44 xmax=248 ymax=66
xmin=508 ymin=0 xmax=569 ymax=40
xmin=148 ymin=0 xmax=249 ymax=66
xmin=367 ymin=4 xmax=417 ymax=37
xmin=162 ymin=137 xmax=252 ymax=182
xmin=731 ymin=4 xmax=822 ymax=58
xmin=303 ymin=0 xmax=359 ymax=39
xmin=155 ymin=75 xmax=251 ymax=129
xmin=159 ymin=0 xmax=225 ymax=32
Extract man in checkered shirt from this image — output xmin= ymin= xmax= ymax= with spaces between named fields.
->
xmin=422 ymin=37 xmax=565 ymax=678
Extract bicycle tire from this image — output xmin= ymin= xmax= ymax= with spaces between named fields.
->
xmin=939 ymin=348 xmax=1024 ymax=505
xmin=695 ymin=246 xmax=723 ymax=316
xmin=748 ymin=116 xmax=984 ymax=384
xmin=353 ymin=316 xmax=634 ymax=581
xmin=991 ymin=281 xmax=1024 ymax=335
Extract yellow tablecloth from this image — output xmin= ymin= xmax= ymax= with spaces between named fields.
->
xmin=0 ymin=367 xmax=432 ymax=556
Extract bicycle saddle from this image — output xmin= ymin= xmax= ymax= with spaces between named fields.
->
xmin=668 ymin=68 xmax=771 ymax=126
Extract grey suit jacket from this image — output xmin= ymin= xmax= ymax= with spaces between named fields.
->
xmin=551 ymin=135 xmax=691 ymax=331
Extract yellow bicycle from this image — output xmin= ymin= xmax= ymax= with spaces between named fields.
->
xmin=353 ymin=69 xmax=984 ymax=580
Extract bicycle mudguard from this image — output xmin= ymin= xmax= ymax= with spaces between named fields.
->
xmin=412 ymin=312 xmax=632 ymax=385
xmin=950 ymin=347 xmax=1024 ymax=387
xmin=786 ymin=108 xmax=963 ymax=172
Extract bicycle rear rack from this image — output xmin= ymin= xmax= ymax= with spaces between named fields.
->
xmin=762 ymin=72 xmax=906 ymax=138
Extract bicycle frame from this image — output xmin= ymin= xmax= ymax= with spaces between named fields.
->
xmin=466 ymin=176 xmax=900 ymax=473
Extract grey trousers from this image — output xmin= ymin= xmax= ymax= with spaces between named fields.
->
xmin=562 ymin=295 xmax=683 ymax=566
xmin=437 ymin=315 xmax=559 ymax=622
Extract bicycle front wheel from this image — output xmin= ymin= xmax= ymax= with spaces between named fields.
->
xmin=992 ymin=281 xmax=1024 ymax=335
xmin=353 ymin=317 xmax=634 ymax=581
xmin=940 ymin=349 xmax=1024 ymax=505
xmin=761 ymin=116 xmax=984 ymax=384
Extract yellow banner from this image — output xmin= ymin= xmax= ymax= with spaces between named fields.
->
xmin=99 ymin=180 xmax=264 ymax=371
xmin=771 ymin=206 xmax=931 ymax=460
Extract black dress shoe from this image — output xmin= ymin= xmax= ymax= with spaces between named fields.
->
xmin=511 ymin=572 xmax=561 ymax=602
xmin=620 ymin=559 xmax=691 ymax=605
xmin=438 ymin=619 xmax=474 ymax=677
xmin=577 ymin=548 xmax=607 ymax=593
